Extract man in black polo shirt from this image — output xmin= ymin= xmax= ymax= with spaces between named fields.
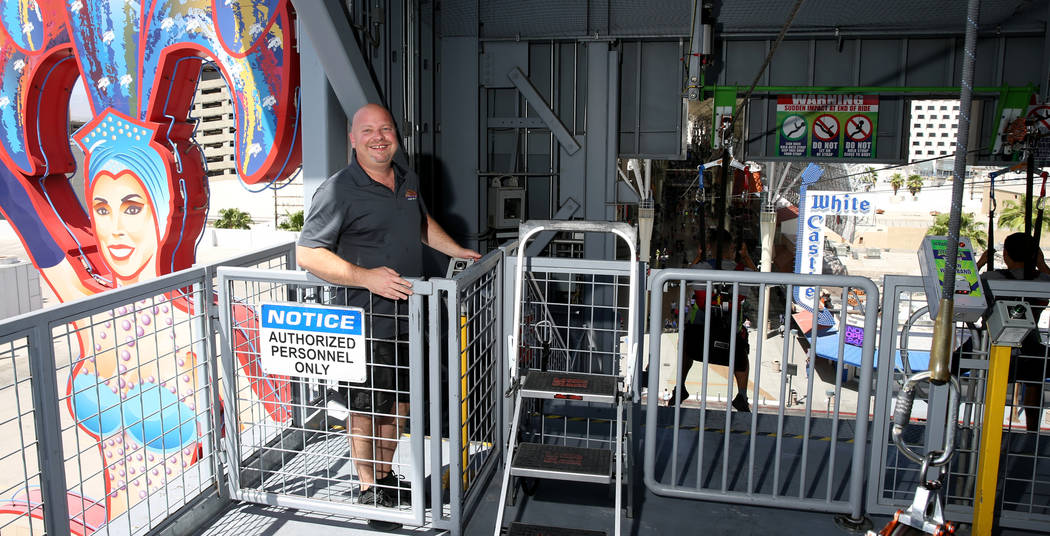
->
xmin=297 ymin=104 xmax=479 ymax=517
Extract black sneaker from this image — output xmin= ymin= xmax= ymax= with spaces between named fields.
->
xmin=357 ymin=486 xmax=394 ymax=508
xmin=732 ymin=392 xmax=751 ymax=412
xmin=378 ymin=472 xmax=412 ymax=506
xmin=326 ymin=388 xmax=349 ymax=421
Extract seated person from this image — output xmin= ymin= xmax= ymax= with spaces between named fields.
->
xmin=979 ymin=232 xmax=1050 ymax=432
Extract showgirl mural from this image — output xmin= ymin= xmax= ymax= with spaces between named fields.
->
xmin=0 ymin=1 xmax=300 ymax=532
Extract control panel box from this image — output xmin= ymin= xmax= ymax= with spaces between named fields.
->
xmin=446 ymin=257 xmax=476 ymax=279
xmin=917 ymin=236 xmax=988 ymax=322
xmin=986 ymin=300 xmax=1036 ymax=347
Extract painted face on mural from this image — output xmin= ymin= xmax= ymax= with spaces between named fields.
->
xmin=350 ymin=105 xmax=399 ymax=168
xmin=90 ymin=171 xmax=160 ymax=283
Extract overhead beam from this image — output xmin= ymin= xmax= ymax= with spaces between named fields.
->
xmin=290 ymin=0 xmax=383 ymax=116
xmin=507 ymin=67 xmax=582 ymax=155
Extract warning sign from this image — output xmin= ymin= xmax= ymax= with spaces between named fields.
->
xmin=259 ymin=302 xmax=367 ymax=382
xmin=1028 ymin=105 xmax=1050 ymax=133
xmin=780 ymin=115 xmax=807 ymax=156
xmin=843 ymin=114 xmax=874 ymax=158
xmin=776 ymin=94 xmax=878 ymax=159
xmin=811 ymin=114 xmax=840 ymax=157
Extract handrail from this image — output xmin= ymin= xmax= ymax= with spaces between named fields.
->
xmin=508 ymin=220 xmax=639 ymax=391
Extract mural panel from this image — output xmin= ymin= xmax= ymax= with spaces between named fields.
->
xmin=0 ymin=1 xmax=300 ymax=532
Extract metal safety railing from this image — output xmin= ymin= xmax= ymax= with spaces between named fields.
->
xmin=215 ymin=267 xmax=429 ymax=527
xmin=3 ymin=234 xmax=1049 ymax=535
xmin=214 ymin=247 xmax=507 ymax=535
xmin=644 ymin=268 xmax=879 ymax=521
xmin=431 ymin=247 xmax=507 ymax=531
xmin=869 ymin=275 xmax=1050 ymax=533
xmin=503 ymin=253 xmax=638 ymax=450
xmin=0 ymin=242 xmax=294 ymax=536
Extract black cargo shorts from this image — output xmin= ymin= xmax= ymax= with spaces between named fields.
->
xmin=343 ymin=338 xmax=411 ymax=414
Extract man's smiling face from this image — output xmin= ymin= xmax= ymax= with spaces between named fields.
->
xmin=350 ymin=104 xmax=398 ymax=168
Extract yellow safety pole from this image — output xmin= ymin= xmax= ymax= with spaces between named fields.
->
xmin=460 ymin=314 xmax=470 ymax=489
xmin=972 ymin=344 xmax=1012 ymax=535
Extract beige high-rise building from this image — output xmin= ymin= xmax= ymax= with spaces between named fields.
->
xmin=908 ymin=99 xmax=961 ymax=167
xmin=191 ymin=68 xmax=238 ymax=178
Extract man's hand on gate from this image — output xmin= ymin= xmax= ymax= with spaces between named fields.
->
xmin=363 ymin=266 xmax=414 ymax=300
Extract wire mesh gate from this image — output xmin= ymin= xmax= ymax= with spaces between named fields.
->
xmin=868 ymin=275 xmax=1050 ymax=532
xmin=214 ymin=249 xmax=506 ymax=534
xmin=216 ymin=267 xmax=427 ymax=527
xmin=0 ymin=243 xmax=293 ymax=536
xmin=644 ymin=268 xmax=879 ymax=520
xmin=501 ymin=254 xmax=639 ymax=459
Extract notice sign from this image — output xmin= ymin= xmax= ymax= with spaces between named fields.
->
xmin=259 ymin=302 xmax=367 ymax=382
xmin=777 ymin=95 xmax=878 ymax=159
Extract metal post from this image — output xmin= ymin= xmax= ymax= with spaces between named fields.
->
xmin=714 ymin=150 xmax=730 ymax=268
xmin=409 ymin=289 xmax=427 ymax=524
xmin=215 ymin=271 xmax=244 ymax=498
xmin=196 ymin=279 xmax=227 ymax=498
xmin=972 ymin=345 xmax=1012 ymax=535
xmin=28 ymin=324 xmax=71 ymax=536
xmin=427 ymin=286 xmax=448 ymax=527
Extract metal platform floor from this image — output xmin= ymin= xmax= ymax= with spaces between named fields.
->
xmin=192 ymin=408 xmax=1048 ymax=536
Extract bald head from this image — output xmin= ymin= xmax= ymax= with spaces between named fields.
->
xmin=350 ymin=104 xmax=398 ymax=170
xmin=352 ymin=103 xmax=393 ymax=130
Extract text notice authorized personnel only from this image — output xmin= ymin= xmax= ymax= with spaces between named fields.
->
xmin=259 ymin=302 xmax=367 ymax=382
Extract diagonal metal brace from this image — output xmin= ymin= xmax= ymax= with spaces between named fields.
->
xmin=508 ymin=68 xmax=582 ymax=155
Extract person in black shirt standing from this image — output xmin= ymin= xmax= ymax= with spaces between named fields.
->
xmin=297 ymin=104 xmax=479 ymax=519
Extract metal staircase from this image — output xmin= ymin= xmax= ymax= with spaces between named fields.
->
xmin=493 ymin=221 xmax=639 ymax=536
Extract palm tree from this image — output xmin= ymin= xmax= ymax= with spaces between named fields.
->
xmin=278 ymin=210 xmax=304 ymax=231
xmin=997 ymin=195 xmax=1050 ymax=233
xmin=860 ymin=166 xmax=877 ymax=192
xmin=214 ymin=208 xmax=253 ymax=230
xmin=890 ymin=173 xmax=904 ymax=195
xmin=906 ymin=174 xmax=924 ymax=197
xmin=927 ymin=212 xmax=987 ymax=250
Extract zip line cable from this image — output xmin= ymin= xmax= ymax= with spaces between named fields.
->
xmin=727 ymin=0 xmax=806 ymax=136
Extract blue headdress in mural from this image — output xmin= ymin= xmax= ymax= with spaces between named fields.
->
xmin=77 ymin=111 xmax=172 ymax=231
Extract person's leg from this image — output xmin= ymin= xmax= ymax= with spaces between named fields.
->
xmin=371 ymin=338 xmax=412 ymax=512
xmin=374 ymin=401 xmax=409 ymax=477
xmin=350 ymin=411 xmax=378 ymax=489
xmin=731 ymin=343 xmax=751 ymax=412
xmin=733 ymin=370 xmax=749 ymax=396
xmin=672 ymin=325 xmax=697 ymax=403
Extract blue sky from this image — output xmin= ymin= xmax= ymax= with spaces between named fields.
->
xmin=69 ymin=78 xmax=92 ymax=123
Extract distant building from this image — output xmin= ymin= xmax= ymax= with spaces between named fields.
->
xmin=909 ymin=99 xmax=960 ymax=161
xmin=191 ymin=67 xmax=238 ymax=178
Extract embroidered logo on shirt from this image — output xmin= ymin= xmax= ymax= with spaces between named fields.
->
xmin=405 ymin=189 xmax=418 ymax=200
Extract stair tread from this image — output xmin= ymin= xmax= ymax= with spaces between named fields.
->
xmin=508 ymin=522 xmax=606 ymax=536
xmin=511 ymin=442 xmax=611 ymax=477
xmin=521 ymin=371 xmax=617 ymax=398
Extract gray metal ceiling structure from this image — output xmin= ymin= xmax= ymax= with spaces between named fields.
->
xmin=292 ymin=0 xmax=1049 ymax=257
xmin=712 ymin=0 xmax=1049 ymax=163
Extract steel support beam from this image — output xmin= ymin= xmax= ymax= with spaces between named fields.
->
xmin=686 ymin=2 xmax=707 ymax=100
xmin=581 ymin=43 xmax=619 ymax=260
xmin=298 ymin=28 xmax=348 ymax=211
xmin=290 ymin=0 xmax=383 ymax=116
xmin=508 ymin=68 xmax=581 ymax=155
